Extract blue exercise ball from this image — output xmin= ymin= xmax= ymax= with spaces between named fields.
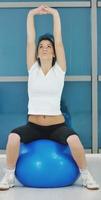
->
xmin=15 ymin=139 xmax=80 ymax=188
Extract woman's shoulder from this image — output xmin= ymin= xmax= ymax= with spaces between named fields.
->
xmin=28 ymin=60 xmax=38 ymax=73
xmin=54 ymin=61 xmax=66 ymax=74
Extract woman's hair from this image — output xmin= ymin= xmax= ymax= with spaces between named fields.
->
xmin=35 ymin=33 xmax=57 ymax=67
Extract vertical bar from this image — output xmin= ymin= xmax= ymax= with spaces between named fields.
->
xmin=91 ymin=0 xmax=98 ymax=153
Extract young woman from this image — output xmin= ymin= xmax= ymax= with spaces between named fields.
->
xmin=0 ymin=5 xmax=99 ymax=190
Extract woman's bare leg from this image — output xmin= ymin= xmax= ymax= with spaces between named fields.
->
xmin=66 ymin=135 xmax=87 ymax=169
xmin=6 ymin=133 xmax=21 ymax=169
xmin=66 ymin=135 xmax=99 ymax=189
xmin=0 ymin=133 xmax=21 ymax=190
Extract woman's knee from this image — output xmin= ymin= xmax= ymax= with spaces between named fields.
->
xmin=66 ymin=134 xmax=81 ymax=146
xmin=8 ymin=133 xmax=21 ymax=144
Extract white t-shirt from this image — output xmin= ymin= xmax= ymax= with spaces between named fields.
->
xmin=28 ymin=61 xmax=66 ymax=115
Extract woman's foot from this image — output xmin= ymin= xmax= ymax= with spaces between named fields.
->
xmin=0 ymin=169 xmax=15 ymax=191
xmin=80 ymin=169 xmax=99 ymax=190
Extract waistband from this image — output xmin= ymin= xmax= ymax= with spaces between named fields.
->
xmin=28 ymin=121 xmax=65 ymax=128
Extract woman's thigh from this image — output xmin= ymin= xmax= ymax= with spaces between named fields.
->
xmin=49 ymin=123 xmax=78 ymax=145
xmin=10 ymin=122 xmax=43 ymax=143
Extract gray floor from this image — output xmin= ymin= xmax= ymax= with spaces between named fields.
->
xmin=0 ymin=154 xmax=101 ymax=200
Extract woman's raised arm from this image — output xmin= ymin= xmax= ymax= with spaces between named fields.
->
xmin=27 ymin=6 xmax=48 ymax=70
xmin=27 ymin=10 xmax=36 ymax=70
xmin=42 ymin=5 xmax=66 ymax=72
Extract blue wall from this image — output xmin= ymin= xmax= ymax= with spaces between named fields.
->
xmin=0 ymin=2 xmax=100 ymax=149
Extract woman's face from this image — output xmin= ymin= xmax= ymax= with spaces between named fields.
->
xmin=37 ymin=40 xmax=55 ymax=61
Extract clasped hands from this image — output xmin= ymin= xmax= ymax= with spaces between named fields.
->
xmin=29 ymin=5 xmax=58 ymax=16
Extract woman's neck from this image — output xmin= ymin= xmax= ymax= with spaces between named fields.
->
xmin=40 ymin=59 xmax=52 ymax=69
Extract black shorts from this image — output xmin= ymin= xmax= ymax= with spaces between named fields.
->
xmin=10 ymin=121 xmax=78 ymax=145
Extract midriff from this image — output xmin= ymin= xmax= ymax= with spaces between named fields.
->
xmin=28 ymin=114 xmax=65 ymax=126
